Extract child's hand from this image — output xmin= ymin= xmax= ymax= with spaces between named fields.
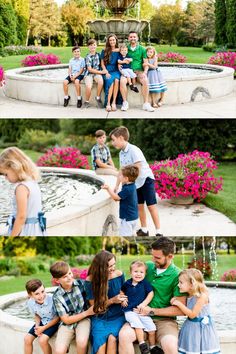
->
xmin=121 ymin=298 xmax=128 ymax=307
xmin=137 ymin=302 xmax=145 ymax=311
xmin=101 ymin=184 xmax=109 ymax=190
xmin=106 ymin=73 xmax=111 ymax=79
xmin=34 ymin=325 xmax=44 ymax=336
xmin=170 ymin=297 xmax=179 ymax=306
xmin=87 ymin=305 xmax=95 ymax=316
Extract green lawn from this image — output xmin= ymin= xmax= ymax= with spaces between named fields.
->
xmin=0 ymin=254 xmax=235 ymax=296
xmin=0 ymin=45 xmax=213 ymax=71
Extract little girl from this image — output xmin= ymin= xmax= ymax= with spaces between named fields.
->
xmin=0 ymin=147 xmax=47 ymax=236
xmin=171 ymin=268 xmax=221 ymax=354
xmin=144 ymin=46 xmax=167 ymax=108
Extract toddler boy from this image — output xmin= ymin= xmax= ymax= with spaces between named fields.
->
xmin=24 ymin=279 xmax=59 ymax=354
xmin=118 ymin=43 xmax=139 ymax=94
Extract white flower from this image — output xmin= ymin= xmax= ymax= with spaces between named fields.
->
xmin=201 ymin=316 xmax=209 ymax=325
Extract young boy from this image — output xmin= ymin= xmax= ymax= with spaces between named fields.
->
xmin=109 ymin=126 xmax=162 ymax=237
xmin=24 ymin=279 xmax=59 ymax=354
xmin=84 ymin=39 xmax=106 ymax=108
xmin=50 ymin=261 xmax=94 ymax=354
xmin=91 ymin=129 xmax=118 ymax=176
xmin=102 ymin=164 xmax=139 ymax=236
xmin=63 ymin=46 xmax=85 ymax=108
xmin=120 ymin=261 xmax=156 ymax=354
xmin=118 ymin=43 xmax=139 ymax=94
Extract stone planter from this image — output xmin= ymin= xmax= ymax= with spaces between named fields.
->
xmin=168 ymin=196 xmax=194 ymax=205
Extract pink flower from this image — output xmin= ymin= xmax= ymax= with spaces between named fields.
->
xmin=21 ymin=53 xmax=61 ymax=67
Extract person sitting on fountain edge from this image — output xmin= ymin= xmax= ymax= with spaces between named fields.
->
xmin=119 ymin=31 xmax=154 ymax=112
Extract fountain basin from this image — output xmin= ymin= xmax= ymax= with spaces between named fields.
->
xmin=4 ymin=63 xmax=234 ymax=106
xmin=0 ymin=283 xmax=236 ymax=354
xmin=87 ymin=19 xmax=149 ymax=37
xmin=0 ymin=167 xmax=119 ymax=236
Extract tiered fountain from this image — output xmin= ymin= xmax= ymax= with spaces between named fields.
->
xmin=87 ymin=0 xmax=149 ymax=39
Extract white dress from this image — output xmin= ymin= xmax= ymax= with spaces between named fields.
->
xmin=7 ymin=180 xmax=47 ymax=236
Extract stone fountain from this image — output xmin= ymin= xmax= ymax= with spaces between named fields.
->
xmin=87 ymin=0 xmax=149 ymax=39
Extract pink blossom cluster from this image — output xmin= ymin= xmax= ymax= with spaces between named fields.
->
xmin=157 ymin=52 xmax=187 ymax=63
xmin=51 ymin=267 xmax=88 ymax=286
xmin=221 ymin=269 xmax=236 ymax=282
xmin=0 ymin=66 xmax=4 ymax=86
xmin=150 ymin=150 xmax=223 ymax=201
xmin=21 ymin=53 xmax=61 ymax=67
xmin=208 ymin=52 xmax=236 ymax=71
xmin=37 ymin=147 xmax=90 ymax=170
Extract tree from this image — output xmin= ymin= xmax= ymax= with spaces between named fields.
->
xmin=150 ymin=3 xmax=184 ymax=45
xmin=0 ymin=0 xmax=18 ymax=47
xmin=11 ymin=0 xmax=30 ymax=44
xmin=225 ymin=0 xmax=236 ymax=47
xmin=215 ymin=0 xmax=227 ymax=45
xmin=61 ymin=0 xmax=94 ymax=45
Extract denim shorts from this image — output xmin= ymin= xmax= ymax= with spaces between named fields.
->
xmin=28 ymin=321 xmax=59 ymax=338
xmin=65 ymin=75 xmax=84 ymax=83
xmin=137 ymin=177 xmax=157 ymax=206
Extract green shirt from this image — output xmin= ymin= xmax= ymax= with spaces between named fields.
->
xmin=127 ymin=44 xmax=147 ymax=71
xmin=145 ymin=261 xmax=182 ymax=319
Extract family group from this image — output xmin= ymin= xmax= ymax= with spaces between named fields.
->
xmin=0 ymin=126 xmax=161 ymax=237
xmin=63 ymin=31 xmax=167 ymax=112
xmin=24 ymin=237 xmax=221 ymax=354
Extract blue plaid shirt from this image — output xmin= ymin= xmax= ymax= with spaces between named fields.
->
xmin=91 ymin=143 xmax=111 ymax=170
xmin=52 ymin=279 xmax=87 ymax=329
xmin=84 ymin=52 xmax=101 ymax=76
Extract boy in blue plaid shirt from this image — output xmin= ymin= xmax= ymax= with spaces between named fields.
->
xmin=50 ymin=261 xmax=94 ymax=354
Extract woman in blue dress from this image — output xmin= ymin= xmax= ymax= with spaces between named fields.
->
xmin=85 ymin=250 xmax=127 ymax=354
xmin=101 ymin=34 xmax=121 ymax=112
xmin=171 ymin=268 xmax=221 ymax=354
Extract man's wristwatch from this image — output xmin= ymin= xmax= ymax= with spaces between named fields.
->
xmin=149 ymin=310 xmax=155 ymax=316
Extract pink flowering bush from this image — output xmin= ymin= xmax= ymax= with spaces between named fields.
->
xmin=157 ymin=52 xmax=187 ymax=63
xmin=220 ymin=269 xmax=236 ymax=282
xmin=208 ymin=52 xmax=236 ymax=73
xmin=21 ymin=53 xmax=61 ymax=67
xmin=37 ymin=147 xmax=90 ymax=169
xmin=0 ymin=66 xmax=4 ymax=86
xmin=150 ymin=150 xmax=223 ymax=202
xmin=51 ymin=267 xmax=88 ymax=286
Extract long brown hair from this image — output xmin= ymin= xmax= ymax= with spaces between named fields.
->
xmin=88 ymin=250 xmax=115 ymax=313
xmin=104 ymin=34 xmax=119 ymax=66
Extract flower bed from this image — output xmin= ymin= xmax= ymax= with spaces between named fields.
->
xmin=22 ymin=53 xmax=61 ymax=67
xmin=37 ymin=147 xmax=90 ymax=169
xmin=51 ymin=267 xmax=88 ymax=286
xmin=208 ymin=52 xmax=236 ymax=74
xmin=1 ymin=45 xmax=41 ymax=57
xmin=157 ymin=52 xmax=187 ymax=63
xmin=221 ymin=269 xmax=236 ymax=282
xmin=150 ymin=150 xmax=223 ymax=202
xmin=0 ymin=66 xmax=4 ymax=87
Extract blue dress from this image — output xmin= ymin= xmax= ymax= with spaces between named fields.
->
xmin=85 ymin=274 xmax=126 ymax=354
xmin=178 ymin=296 xmax=221 ymax=354
xmin=147 ymin=58 xmax=167 ymax=93
xmin=100 ymin=50 xmax=121 ymax=106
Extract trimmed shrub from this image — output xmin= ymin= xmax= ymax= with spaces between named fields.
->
xmin=37 ymin=147 xmax=90 ymax=169
xmin=188 ymin=257 xmax=212 ymax=279
xmin=1 ymin=45 xmax=41 ymax=56
xmin=18 ymin=129 xmax=64 ymax=152
xmin=221 ymin=269 xmax=236 ymax=282
xmin=202 ymin=43 xmax=217 ymax=52
xmin=22 ymin=53 xmax=61 ymax=67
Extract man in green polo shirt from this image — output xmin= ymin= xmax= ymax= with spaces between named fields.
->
xmin=119 ymin=237 xmax=186 ymax=354
xmin=120 ymin=31 xmax=155 ymax=112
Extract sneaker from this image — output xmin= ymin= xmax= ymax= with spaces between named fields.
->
xmin=77 ymin=98 xmax=82 ymax=108
xmin=139 ymin=343 xmax=150 ymax=354
xmin=143 ymin=102 xmax=155 ymax=112
xmin=84 ymin=101 xmax=90 ymax=108
xmin=121 ymin=101 xmax=129 ymax=111
xmin=95 ymin=97 xmax=103 ymax=108
xmin=155 ymin=233 xmax=163 ymax=237
xmin=130 ymin=84 xmax=139 ymax=93
xmin=150 ymin=346 xmax=164 ymax=354
xmin=64 ymin=96 xmax=70 ymax=107
xmin=136 ymin=229 xmax=149 ymax=236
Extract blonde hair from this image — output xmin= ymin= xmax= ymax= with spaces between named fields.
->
xmin=0 ymin=147 xmax=40 ymax=181
xmin=179 ymin=268 xmax=208 ymax=297
xmin=130 ymin=260 xmax=147 ymax=272
xmin=146 ymin=46 xmax=156 ymax=59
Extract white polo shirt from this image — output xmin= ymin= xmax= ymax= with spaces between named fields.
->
xmin=119 ymin=143 xmax=154 ymax=189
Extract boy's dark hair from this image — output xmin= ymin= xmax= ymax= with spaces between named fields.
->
xmin=109 ymin=126 xmax=130 ymax=141
xmin=26 ymin=279 xmax=43 ymax=294
xmin=50 ymin=261 xmax=70 ymax=278
xmin=88 ymin=38 xmax=97 ymax=46
xmin=121 ymin=165 xmax=139 ymax=182
xmin=95 ymin=129 xmax=106 ymax=138
xmin=129 ymin=31 xmax=138 ymax=36
xmin=151 ymin=237 xmax=175 ymax=256
xmin=130 ymin=260 xmax=147 ymax=272
xmin=72 ymin=45 xmax=80 ymax=52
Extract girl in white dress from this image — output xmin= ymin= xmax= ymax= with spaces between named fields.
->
xmin=0 ymin=147 xmax=47 ymax=236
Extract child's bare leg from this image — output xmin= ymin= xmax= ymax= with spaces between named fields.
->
xmin=74 ymin=80 xmax=81 ymax=96
xmin=135 ymin=328 xmax=145 ymax=343
xmin=24 ymin=334 xmax=35 ymax=354
xmin=127 ymin=77 xmax=132 ymax=86
xmin=63 ymin=80 xmax=69 ymax=96
xmin=38 ymin=334 xmax=52 ymax=354
xmin=96 ymin=76 xmax=104 ymax=97
xmin=159 ymin=92 xmax=165 ymax=103
xmin=107 ymin=334 xmax=117 ymax=354
xmin=151 ymin=93 xmax=158 ymax=108
xmin=132 ymin=78 xmax=136 ymax=86
xmin=148 ymin=331 xmax=156 ymax=347
xmin=85 ymin=85 xmax=92 ymax=101
xmin=97 ymin=343 xmax=106 ymax=354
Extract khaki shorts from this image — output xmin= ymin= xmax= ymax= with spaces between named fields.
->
xmin=153 ymin=318 xmax=179 ymax=345
xmin=55 ymin=318 xmax=90 ymax=351
xmin=84 ymin=74 xmax=103 ymax=86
